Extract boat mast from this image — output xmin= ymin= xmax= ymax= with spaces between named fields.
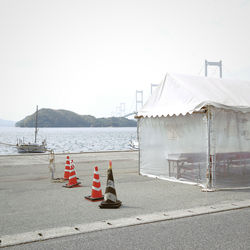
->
xmin=35 ymin=105 xmax=38 ymax=143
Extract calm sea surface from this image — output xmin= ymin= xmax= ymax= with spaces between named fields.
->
xmin=0 ymin=127 xmax=137 ymax=155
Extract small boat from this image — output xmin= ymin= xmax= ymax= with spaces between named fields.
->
xmin=16 ymin=106 xmax=47 ymax=153
xmin=129 ymin=139 xmax=139 ymax=150
xmin=16 ymin=139 xmax=47 ymax=153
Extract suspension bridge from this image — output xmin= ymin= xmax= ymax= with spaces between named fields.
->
xmin=115 ymin=60 xmax=223 ymax=118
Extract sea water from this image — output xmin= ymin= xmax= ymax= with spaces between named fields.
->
xmin=0 ymin=127 xmax=137 ymax=155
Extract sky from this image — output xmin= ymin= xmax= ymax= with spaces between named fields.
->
xmin=0 ymin=0 xmax=250 ymax=121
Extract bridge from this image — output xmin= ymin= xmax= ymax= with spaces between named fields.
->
xmin=123 ymin=112 xmax=136 ymax=118
xmin=114 ymin=84 xmax=159 ymax=118
xmin=117 ymin=60 xmax=223 ymax=118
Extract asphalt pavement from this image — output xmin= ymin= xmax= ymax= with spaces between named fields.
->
xmin=4 ymin=208 xmax=250 ymax=250
xmin=0 ymin=151 xmax=250 ymax=248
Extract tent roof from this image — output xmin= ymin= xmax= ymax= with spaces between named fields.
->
xmin=137 ymin=73 xmax=250 ymax=117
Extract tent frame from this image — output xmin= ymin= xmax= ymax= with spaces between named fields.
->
xmin=206 ymin=105 xmax=216 ymax=190
xmin=137 ymin=105 xmax=217 ymax=190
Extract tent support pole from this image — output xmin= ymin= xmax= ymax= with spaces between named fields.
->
xmin=137 ymin=118 xmax=141 ymax=175
xmin=206 ymin=106 xmax=216 ymax=191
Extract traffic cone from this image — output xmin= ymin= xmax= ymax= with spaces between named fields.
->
xmin=71 ymin=159 xmax=80 ymax=180
xmin=99 ymin=161 xmax=121 ymax=209
xmin=85 ymin=166 xmax=104 ymax=202
xmin=63 ymin=161 xmax=81 ymax=188
xmin=63 ymin=155 xmax=71 ymax=180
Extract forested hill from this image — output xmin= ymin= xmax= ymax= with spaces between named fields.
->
xmin=15 ymin=109 xmax=137 ymax=127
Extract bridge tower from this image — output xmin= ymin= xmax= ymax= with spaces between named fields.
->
xmin=205 ymin=60 xmax=222 ymax=78
xmin=151 ymin=83 xmax=159 ymax=94
xmin=136 ymin=90 xmax=143 ymax=112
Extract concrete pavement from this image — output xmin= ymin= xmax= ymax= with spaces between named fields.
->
xmin=0 ymin=151 xmax=249 ymax=247
xmin=4 ymin=208 xmax=250 ymax=250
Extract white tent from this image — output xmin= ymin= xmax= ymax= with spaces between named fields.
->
xmin=136 ymin=73 xmax=250 ymax=189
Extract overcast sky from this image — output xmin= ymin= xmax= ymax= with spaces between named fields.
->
xmin=1 ymin=0 xmax=250 ymax=121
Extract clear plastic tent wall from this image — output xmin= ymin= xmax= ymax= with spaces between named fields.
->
xmin=211 ymin=107 xmax=250 ymax=188
xmin=138 ymin=107 xmax=250 ymax=189
xmin=138 ymin=113 xmax=209 ymax=187
xmin=137 ymin=73 xmax=250 ymax=189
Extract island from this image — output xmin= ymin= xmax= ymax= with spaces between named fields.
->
xmin=15 ymin=109 xmax=137 ymax=127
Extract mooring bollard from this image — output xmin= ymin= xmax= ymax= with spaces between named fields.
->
xmin=48 ymin=149 xmax=56 ymax=180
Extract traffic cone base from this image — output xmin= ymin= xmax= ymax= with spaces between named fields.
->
xmin=85 ymin=195 xmax=104 ymax=202
xmin=63 ymin=182 xmax=81 ymax=188
xmin=99 ymin=200 xmax=121 ymax=209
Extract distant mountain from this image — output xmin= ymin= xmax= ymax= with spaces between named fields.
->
xmin=15 ymin=109 xmax=137 ymax=127
xmin=0 ymin=118 xmax=15 ymax=127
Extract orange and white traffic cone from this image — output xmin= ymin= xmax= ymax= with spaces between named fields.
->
xmin=63 ymin=156 xmax=71 ymax=180
xmin=71 ymin=159 xmax=80 ymax=180
xmin=85 ymin=166 xmax=104 ymax=202
xmin=63 ymin=161 xmax=81 ymax=188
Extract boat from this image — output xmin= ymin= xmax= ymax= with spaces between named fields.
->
xmin=129 ymin=139 xmax=139 ymax=150
xmin=16 ymin=139 xmax=47 ymax=153
xmin=16 ymin=106 xmax=47 ymax=153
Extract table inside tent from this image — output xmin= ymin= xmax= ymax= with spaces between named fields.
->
xmin=167 ymin=152 xmax=250 ymax=181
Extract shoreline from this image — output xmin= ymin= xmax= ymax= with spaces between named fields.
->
xmin=0 ymin=149 xmax=136 ymax=157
